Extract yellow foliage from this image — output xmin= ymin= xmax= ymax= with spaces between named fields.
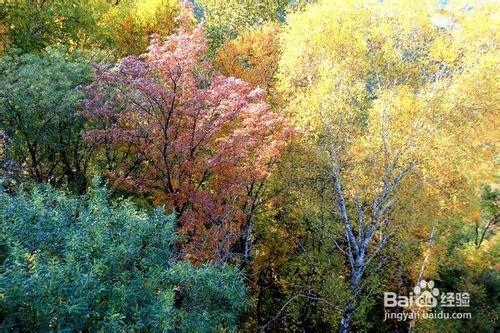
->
xmin=214 ymin=22 xmax=281 ymax=102
xmin=460 ymin=233 xmax=499 ymax=273
xmin=198 ymin=0 xmax=288 ymax=51
xmin=279 ymin=0 xmax=496 ymax=210
xmin=0 ymin=24 xmax=9 ymax=54
xmin=100 ymin=0 xmax=179 ymax=57
xmin=277 ymin=0 xmax=498 ymax=287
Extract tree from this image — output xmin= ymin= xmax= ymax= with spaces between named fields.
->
xmin=0 ymin=0 xmax=102 ymax=53
xmin=100 ymin=0 xmax=180 ymax=57
xmin=474 ymin=185 xmax=498 ymax=249
xmin=277 ymin=0 xmax=496 ymax=330
xmin=197 ymin=0 xmax=290 ymax=54
xmin=0 ymin=48 xmax=94 ymax=193
xmin=214 ymin=22 xmax=281 ymax=103
xmin=0 ymin=179 xmax=249 ymax=331
xmin=414 ymin=196 xmax=499 ymax=332
xmin=0 ymin=0 xmax=180 ymax=57
xmin=84 ymin=6 xmax=294 ymax=263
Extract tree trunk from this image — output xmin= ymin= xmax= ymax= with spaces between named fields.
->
xmin=340 ymin=307 xmax=353 ymax=333
xmin=341 ymin=259 xmax=364 ymax=332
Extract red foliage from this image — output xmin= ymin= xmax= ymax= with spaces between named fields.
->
xmin=83 ymin=6 xmax=294 ymax=262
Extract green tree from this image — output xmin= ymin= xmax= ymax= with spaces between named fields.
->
xmin=0 ymin=0 xmax=103 ymax=53
xmin=0 ymin=48 xmax=93 ymax=193
xmin=197 ymin=0 xmax=291 ymax=54
xmin=0 ymin=178 xmax=249 ymax=331
xmin=0 ymin=0 xmax=180 ymax=57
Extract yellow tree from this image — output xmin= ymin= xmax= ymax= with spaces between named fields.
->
xmin=214 ymin=22 xmax=281 ymax=102
xmin=99 ymin=0 xmax=179 ymax=57
xmin=277 ymin=0 xmax=497 ymax=330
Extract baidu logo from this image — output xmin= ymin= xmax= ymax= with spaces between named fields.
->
xmin=384 ymin=279 xmax=469 ymax=308
xmin=413 ymin=280 xmax=439 ymax=307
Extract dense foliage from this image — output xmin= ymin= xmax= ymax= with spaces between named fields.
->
xmin=0 ymin=179 xmax=248 ymax=331
xmin=0 ymin=0 xmax=99 ymax=53
xmin=0 ymin=0 xmax=497 ymax=331
xmin=0 ymin=0 xmax=180 ymax=57
xmin=83 ymin=8 xmax=293 ymax=262
xmin=0 ymin=49 xmax=93 ymax=193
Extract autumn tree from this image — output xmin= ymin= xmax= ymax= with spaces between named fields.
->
xmin=0 ymin=0 xmax=180 ymax=58
xmin=276 ymin=0 xmax=497 ymax=331
xmin=100 ymin=0 xmax=180 ymax=57
xmin=84 ymin=6 xmax=293 ymax=263
xmin=197 ymin=0 xmax=291 ymax=54
xmin=214 ymin=22 xmax=281 ymax=103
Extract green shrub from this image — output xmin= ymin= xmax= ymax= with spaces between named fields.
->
xmin=0 ymin=179 xmax=249 ymax=331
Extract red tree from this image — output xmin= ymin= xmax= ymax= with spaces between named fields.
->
xmin=83 ymin=6 xmax=294 ymax=263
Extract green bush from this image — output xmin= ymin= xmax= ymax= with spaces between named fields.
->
xmin=0 ymin=179 xmax=249 ymax=331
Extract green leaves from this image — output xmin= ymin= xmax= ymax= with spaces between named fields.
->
xmin=0 ymin=0 xmax=103 ymax=53
xmin=0 ymin=180 xmax=249 ymax=331
xmin=0 ymin=48 xmax=93 ymax=192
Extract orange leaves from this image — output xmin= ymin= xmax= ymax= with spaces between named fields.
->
xmin=84 ymin=7 xmax=294 ymax=263
xmin=214 ymin=23 xmax=281 ymax=102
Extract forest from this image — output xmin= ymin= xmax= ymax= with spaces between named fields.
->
xmin=0 ymin=0 xmax=498 ymax=332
